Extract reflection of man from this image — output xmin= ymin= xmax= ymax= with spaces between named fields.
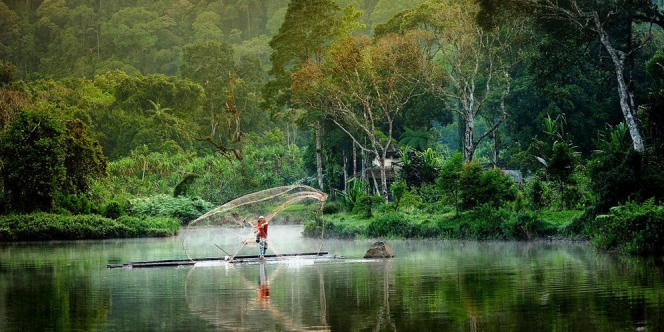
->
xmin=258 ymin=262 xmax=270 ymax=304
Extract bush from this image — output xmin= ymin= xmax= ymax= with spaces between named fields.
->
xmin=0 ymin=213 xmax=179 ymax=241
xmin=366 ymin=212 xmax=413 ymax=238
xmin=591 ymin=199 xmax=664 ymax=255
xmin=103 ymin=201 xmax=127 ymax=219
xmin=526 ymin=178 xmax=549 ymax=210
xmin=563 ymin=208 xmax=596 ymax=236
xmin=322 ymin=201 xmax=343 ymax=215
xmin=456 ymin=205 xmax=511 ymax=240
xmin=504 ymin=211 xmax=556 ymax=240
xmin=338 ymin=178 xmax=369 ymax=212
xmin=352 ymin=194 xmax=386 ymax=218
xmin=303 ymin=215 xmax=366 ymax=239
xmin=390 ymin=181 xmax=407 ymax=208
xmin=56 ymin=193 xmax=98 ymax=215
xmin=587 ymin=149 xmax=664 ymax=213
xmin=128 ymin=194 xmax=215 ymax=224
xmin=459 ymin=163 xmax=516 ymax=211
xmin=452 ymin=205 xmax=557 ymax=240
xmin=173 ymin=173 xmax=199 ymax=197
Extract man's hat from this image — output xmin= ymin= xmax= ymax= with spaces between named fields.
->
xmin=259 ymin=215 xmax=265 ymax=219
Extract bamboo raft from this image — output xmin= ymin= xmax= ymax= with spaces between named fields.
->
xmin=107 ymin=251 xmax=334 ymax=269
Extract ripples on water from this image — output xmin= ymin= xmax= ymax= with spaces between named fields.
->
xmin=1 ymin=225 xmax=663 ymax=331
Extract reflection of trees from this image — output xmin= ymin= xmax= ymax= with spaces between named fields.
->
xmin=2 ymin=264 xmax=111 ymax=331
xmin=372 ymin=260 xmax=396 ymax=331
xmin=399 ymin=241 xmax=664 ymax=331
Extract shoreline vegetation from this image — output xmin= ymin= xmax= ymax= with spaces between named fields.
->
xmin=304 ymin=208 xmax=585 ymax=242
xmin=0 ymin=207 xmax=583 ymax=243
xmin=0 ymin=1 xmax=663 ymax=259
xmin=0 ymin=213 xmax=180 ymax=241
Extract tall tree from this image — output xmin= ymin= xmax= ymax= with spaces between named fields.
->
xmin=294 ymin=32 xmax=428 ymax=195
xmin=376 ymin=0 xmax=529 ymax=162
xmin=101 ymin=7 xmax=160 ymax=74
xmin=179 ymin=41 xmax=240 ymax=159
xmin=0 ymin=3 xmax=21 ymax=68
xmin=264 ymin=0 xmax=343 ymax=191
xmin=61 ymin=119 xmax=108 ymax=195
xmin=0 ymin=109 xmax=66 ymax=212
xmin=263 ymin=0 xmax=342 ymax=116
xmin=478 ymin=0 xmax=664 ymax=152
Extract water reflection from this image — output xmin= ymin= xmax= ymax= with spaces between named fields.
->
xmin=184 ymin=258 xmax=333 ymax=331
xmin=1 ymin=227 xmax=664 ymax=331
xmin=258 ymin=262 xmax=270 ymax=305
xmin=1 ymin=258 xmax=111 ymax=331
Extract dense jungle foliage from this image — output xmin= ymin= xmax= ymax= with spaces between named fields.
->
xmin=1 ymin=0 xmax=664 ymax=255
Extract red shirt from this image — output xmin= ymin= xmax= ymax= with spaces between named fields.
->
xmin=258 ymin=284 xmax=270 ymax=301
xmin=256 ymin=221 xmax=268 ymax=238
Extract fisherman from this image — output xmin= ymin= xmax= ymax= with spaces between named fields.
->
xmin=255 ymin=215 xmax=268 ymax=259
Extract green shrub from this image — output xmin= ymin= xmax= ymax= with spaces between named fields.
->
xmin=322 ymin=201 xmax=342 ymax=214
xmin=390 ymin=181 xmax=407 ymax=210
xmin=366 ymin=212 xmax=413 ymax=238
xmin=56 ymin=193 xmax=98 ymax=215
xmin=563 ymin=208 xmax=596 ymax=236
xmin=456 ymin=205 xmax=511 ymax=240
xmin=103 ymin=201 xmax=127 ymax=219
xmin=128 ymin=194 xmax=215 ymax=224
xmin=505 ymin=211 xmax=556 ymax=240
xmin=322 ymin=220 xmax=363 ymax=239
xmin=587 ymin=148 xmax=664 ymax=213
xmin=353 ymin=194 xmax=386 ymax=218
xmin=527 ymin=178 xmax=548 ymax=210
xmin=459 ymin=164 xmax=516 ymax=211
xmin=173 ymin=173 xmax=199 ymax=197
xmin=418 ymin=184 xmax=443 ymax=204
xmin=591 ymin=199 xmax=664 ymax=255
xmin=399 ymin=189 xmax=423 ymax=211
xmin=0 ymin=213 xmax=179 ymax=241
xmin=338 ymin=178 xmax=369 ymax=212
xmin=303 ymin=215 xmax=365 ymax=239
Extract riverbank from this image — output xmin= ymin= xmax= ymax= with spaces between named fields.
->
xmin=0 ymin=213 xmax=180 ymax=241
xmin=0 ymin=208 xmax=583 ymax=243
xmin=304 ymin=207 xmax=585 ymax=241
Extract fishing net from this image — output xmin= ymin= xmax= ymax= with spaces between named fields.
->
xmin=181 ymin=185 xmax=327 ymax=261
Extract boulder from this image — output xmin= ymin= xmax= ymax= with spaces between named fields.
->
xmin=363 ymin=241 xmax=394 ymax=258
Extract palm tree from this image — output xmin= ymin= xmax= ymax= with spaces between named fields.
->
xmin=398 ymin=126 xmax=433 ymax=151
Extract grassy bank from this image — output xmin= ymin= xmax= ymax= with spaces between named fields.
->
xmin=0 ymin=213 xmax=180 ymax=241
xmin=305 ymin=207 xmax=584 ymax=241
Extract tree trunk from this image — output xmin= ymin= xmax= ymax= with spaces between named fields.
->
xmin=463 ymin=113 xmax=476 ymax=163
xmin=361 ymin=148 xmax=367 ymax=181
xmin=316 ymin=122 xmax=324 ymax=191
xmin=594 ymin=12 xmax=644 ymax=152
xmin=352 ymin=142 xmax=357 ymax=179
xmin=379 ymin=152 xmax=388 ymax=198
xmin=343 ymin=151 xmax=348 ymax=193
xmin=492 ymin=130 xmax=498 ymax=168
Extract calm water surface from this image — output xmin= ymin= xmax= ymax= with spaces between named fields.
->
xmin=1 ymin=225 xmax=663 ymax=331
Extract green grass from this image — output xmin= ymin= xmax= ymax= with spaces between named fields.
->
xmin=539 ymin=210 xmax=584 ymax=225
xmin=309 ymin=207 xmax=577 ymax=241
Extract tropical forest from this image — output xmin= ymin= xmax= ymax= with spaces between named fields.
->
xmin=1 ymin=0 xmax=664 ymax=257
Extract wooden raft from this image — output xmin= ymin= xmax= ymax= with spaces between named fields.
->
xmin=107 ymin=251 xmax=330 ymax=269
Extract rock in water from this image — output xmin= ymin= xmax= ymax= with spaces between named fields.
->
xmin=364 ymin=241 xmax=394 ymax=258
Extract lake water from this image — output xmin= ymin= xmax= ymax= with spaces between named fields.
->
xmin=1 ymin=225 xmax=663 ymax=331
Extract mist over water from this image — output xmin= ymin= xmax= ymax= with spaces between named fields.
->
xmin=1 ymin=226 xmax=663 ymax=331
